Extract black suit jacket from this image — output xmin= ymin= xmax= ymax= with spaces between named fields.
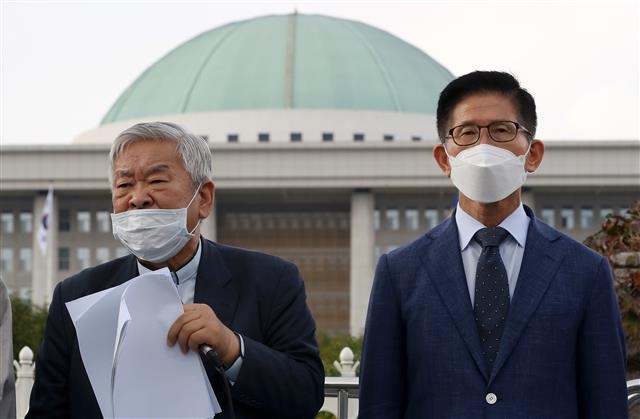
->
xmin=27 ymin=239 xmax=324 ymax=418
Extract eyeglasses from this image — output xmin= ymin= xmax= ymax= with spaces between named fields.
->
xmin=445 ymin=120 xmax=532 ymax=146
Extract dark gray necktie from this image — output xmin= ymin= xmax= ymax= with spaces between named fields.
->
xmin=473 ymin=226 xmax=510 ymax=372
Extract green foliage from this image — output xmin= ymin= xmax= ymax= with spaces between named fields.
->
xmin=317 ymin=333 xmax=363 ymax=377
xmin=11 ymin=296 xmax=48 ymax=359
xmin=316 ymin=411 xmax=337 ymax=419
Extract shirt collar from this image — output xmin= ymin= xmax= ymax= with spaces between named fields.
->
xmin=455 ymin=203 xmax=529 ymax=251
xmin=136 ymin=239 xmax=202 ymax=285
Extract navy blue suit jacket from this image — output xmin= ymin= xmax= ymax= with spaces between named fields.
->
xmin=28 ymin=239 xmax=324 ymax=419
xmin=359 ymin=207 xmax=628 ymax=418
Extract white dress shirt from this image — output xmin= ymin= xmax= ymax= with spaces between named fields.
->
xmin=455 ymin=203 xmax=530 ymax=306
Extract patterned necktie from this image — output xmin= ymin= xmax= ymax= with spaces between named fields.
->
xmin=473 ymin=226 xmax=510 ymax=372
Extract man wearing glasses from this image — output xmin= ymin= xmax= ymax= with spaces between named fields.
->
xmin=358 ymin=71 xmax=628 ymax=418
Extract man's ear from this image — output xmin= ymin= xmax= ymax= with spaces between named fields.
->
xmin=433 ymin=143 xmax=451 ymax=177
xmin=525 ymin=139 xmax=544 ymax=173
xmin=198 ymin=180 xmax=215 ymax=219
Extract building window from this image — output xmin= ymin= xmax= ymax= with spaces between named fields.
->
xmin=405 ymin=209 xmax=419 ymax=231
xmin=19 ymin=248 xmax=32 ymax=272
xmin=0 ymin=248 xmax=13 ymax=272
xmin=383 ymin=134 xmax=394 ymax=142
xmin=258 ymin=133 xmax=270 ymax=142
xmin=58 ymin=247 xmax=70 ymax=270
xmin=322 ymin=132 xmax=333 ymax=142
xmin=411 ymin=136 xmax=421 ymax=142
xmin=373 ymin=210 xmax=380 ymax=231
xmin=353 ymin=133 xmax=364 ymax=142
xmin=290 ymin=132 xmax=302 ymax=142
xmin=77 ymin=211 xmax=91 ymax=233
xmin=19 ymin=212 xmax=33 ymax=233
xmin=59 ymin=209 xmax=70 ymax=231
xmin=96 ymin=247 xmax=110 ymax=265
xmin=77 ymin=247 xmax=91 ymax=270
xmin=227 ymin=134 xmax=239 ymax=143
xmin=1 ymin=212 xmax=14 ymax=234
xmin=425 ymin=209 xmax=439 ymax=230
xmin=599 ymin=207 xmax=613 ymax=222
xmin=580 ymin=207 xmax=594 ymax=230
xmin=96 ymin=211 xmax=111 ymax=233
xmin=561 ymin=207 xmax=575 ymax=229
xmin=541 ymin=208 xmax=555 ymax=227
xmin=385 ymin=209 xmax=400 ymax=231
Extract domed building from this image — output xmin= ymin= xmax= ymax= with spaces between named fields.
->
xmin=76 ymin=13 xmax=452 ymax=146
xmin=1 ymin=14 xmax=638 ymax=336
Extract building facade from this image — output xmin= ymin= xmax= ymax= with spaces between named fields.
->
xmin=1 ymin=14 xmax=638 ymax=336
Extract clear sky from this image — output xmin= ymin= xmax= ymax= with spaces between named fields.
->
xmin=1 ymin=0 xmax=638 ymax=145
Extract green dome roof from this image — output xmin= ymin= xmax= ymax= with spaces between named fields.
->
xmin=101 ymin=13 xmax=454 ymax=125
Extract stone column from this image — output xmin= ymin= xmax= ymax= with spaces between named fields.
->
xmin=349 ymin=189 xmax=375 ymax=337
xmin=31 ymin=190 xmax=57 ymax=308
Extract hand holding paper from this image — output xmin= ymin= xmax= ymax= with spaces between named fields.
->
xmin=167 ymin=303 xmax=241 ymax=367
xmin=66 ymin=268 xmax=220 ymax=418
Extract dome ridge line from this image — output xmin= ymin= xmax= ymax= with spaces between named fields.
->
xmin=99 ymin=13 xmax=455 ymax=123
xmin=341 ymin=20 xmax=402 ymax=112
xmin=180 ymin=20 xmax=244 ymax=112
xmin=284 ymin=13 xmax=297 ymax=109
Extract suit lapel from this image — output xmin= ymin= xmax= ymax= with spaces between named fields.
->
xmin=489 ymin=215 xmax=564 ymax=383
xmin=421 ymin=218 xmax=490 ymax=382
xmin=193 ymin=240 xmax=239 ymax=327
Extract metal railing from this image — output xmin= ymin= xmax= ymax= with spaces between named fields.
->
xmin=13 ymin=345 xmax=640 ymax=419
xmin=629 ymin=378 xmax=640 ymax=410
xmin=323 ymin=376 xmax=359 ymax=419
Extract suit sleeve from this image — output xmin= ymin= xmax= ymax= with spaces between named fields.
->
xmin=358 ymin=254 xmax=406 ymax=419
xmin=27 ymin=283 xmax=70 ymax=418
xmin=576 ymin=256 xmax=628 ymax=419
xmin=229 ymin=262 xmax=324 ymax=419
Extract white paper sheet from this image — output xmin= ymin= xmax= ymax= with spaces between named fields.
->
xmin=66 ymin=268 xmax=220 ymax=418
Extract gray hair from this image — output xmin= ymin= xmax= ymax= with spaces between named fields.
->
xmin=108 ymin=122 xmax=212 ymax=189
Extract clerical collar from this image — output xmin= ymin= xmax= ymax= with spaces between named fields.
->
xmin=136 ymin=239 xmax=202 ymax=286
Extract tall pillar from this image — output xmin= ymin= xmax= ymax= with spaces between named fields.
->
xmin=200 ymin=206 xmax=217 ymax=242
xmin=349 ymin=189 xmax=375 ymax=337
xmin=31 ymin=190 xmax=57 ymax=308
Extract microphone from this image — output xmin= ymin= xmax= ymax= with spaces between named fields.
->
xmin=199 ymin=344 xmax=235 ymax=419
xmin=199 ymin=344 xmax=226 ymax=374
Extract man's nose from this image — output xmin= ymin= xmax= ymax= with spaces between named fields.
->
xmin=478 ymin=126 xmax=493 ymax=145
xmin=129 ymin=187 xmax=153 ymax=209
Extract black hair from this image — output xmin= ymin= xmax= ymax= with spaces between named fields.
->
xmin=436 ymin=71 xmax=537 ymax=142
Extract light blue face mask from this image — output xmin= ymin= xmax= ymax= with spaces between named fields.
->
xmin=111 ymin=187 xmax=201 ymax=263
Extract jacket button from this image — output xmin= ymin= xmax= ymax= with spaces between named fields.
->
xmin=485 ymin=392 xmax=497 ymax=405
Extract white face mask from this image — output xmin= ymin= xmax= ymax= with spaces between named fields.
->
xmin=111 ymin=187 xmax=202 ymax=263
xmin=445 ymin=143 xmax=531 ymax=203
